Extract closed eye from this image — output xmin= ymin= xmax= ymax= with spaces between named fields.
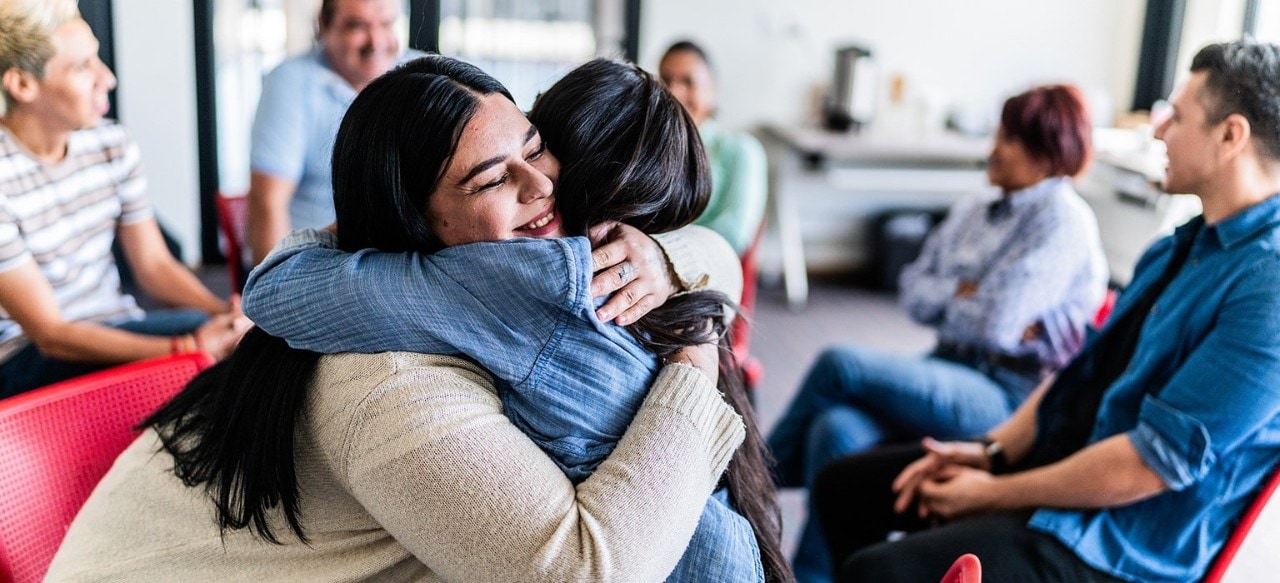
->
xmin=473 ymin=174 xmax=508 ymax=193
xmin=526 ymin=140 xmax=547 ymax=161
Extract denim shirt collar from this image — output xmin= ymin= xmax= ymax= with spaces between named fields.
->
xmin=1205 ymin=192 xmax=1280 ymax=250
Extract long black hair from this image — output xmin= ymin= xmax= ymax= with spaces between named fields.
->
xmin=145 ymin=56 xmax=791 ymax=582
xmin=531 ymin=59 xmax=792 ymax=583
xmin=143 ymin=56 xmax=508 ymax=543
xmin=332 ymin=58 xmax=512 ymax=254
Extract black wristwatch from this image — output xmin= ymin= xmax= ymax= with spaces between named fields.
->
xmin=974 ymin=436 xmax=1009 ymax=474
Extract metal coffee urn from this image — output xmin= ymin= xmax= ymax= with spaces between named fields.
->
xmin=825 ymin=45 xmax=877 ymax=132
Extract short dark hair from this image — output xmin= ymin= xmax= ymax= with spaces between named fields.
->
xmin=331 ymin=56 xmax=513 ymax=254
xmin=318 ymin=0 xmax=337 ymax=28
xmin=1000 ymin=84 xmax=1093 ymax=177
xmin=528 ymin=59 xmax=710 ymax=236
xmin=661 ymin=40 xmax=713 ymax=74
xmin=1190 ymin=39 xmax=1280 ymax=162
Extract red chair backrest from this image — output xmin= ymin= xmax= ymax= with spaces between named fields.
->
xmin=0 ymin=353 xmax=213 ymax=583
xmin=1092 ymin=288 xmax=1118 ymax=329
xmin=732 ymin=223 xmax=767 ymax=389
xmin=1202 ymin=464 xmax=1280 ymax=582
xmin=939 ymin=553 xmax=982 ymax=583
xmin=215 ymin=192 xmax=249 ymax=290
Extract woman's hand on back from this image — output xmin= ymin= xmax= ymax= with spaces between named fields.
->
xmin=589 ymin=221 xmax=680 ymax=325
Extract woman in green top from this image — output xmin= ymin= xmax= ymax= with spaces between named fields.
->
xmin=659 ymin=40 xmax=768 ymax=254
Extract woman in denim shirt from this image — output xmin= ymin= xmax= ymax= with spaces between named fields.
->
xmin=52 ymin=57 xmax=772 ymax=581
xmin=243 ymin=58 xmax=790 ymax=583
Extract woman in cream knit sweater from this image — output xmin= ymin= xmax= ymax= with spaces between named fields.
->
xmin=48 ymin=58 xmax=752 ymax=581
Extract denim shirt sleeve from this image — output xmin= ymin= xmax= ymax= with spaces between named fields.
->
xmin=242 ymin=229 xmax=579 ymax=386
xmin=1129 ymin=256 xmax=1280 ymax=490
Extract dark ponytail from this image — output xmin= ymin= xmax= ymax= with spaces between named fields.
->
xmin=143 ymin=56 xmax=509 ymax=543
xmin=142 ymin=329 xmax=320 ymax=543
xmin=531 ymin=59 xmax=793 ymax=583
xmin=629 ymin=294 xmax=792 ymax=583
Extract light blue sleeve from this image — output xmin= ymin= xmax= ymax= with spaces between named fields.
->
xmin=241 ymin=230 xmax=583 ymax=386
xmin=250 ymin=60 xmax=309 ymax=180
xmin=897 ymin=203 xmax=966 ymax=326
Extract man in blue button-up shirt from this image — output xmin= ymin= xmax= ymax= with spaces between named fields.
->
xmin=814 ymin=39 xmax=1280 ymax=583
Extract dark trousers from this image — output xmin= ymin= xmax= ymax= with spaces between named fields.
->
xmin=813 ymin=443 xmax=1123 ymax=583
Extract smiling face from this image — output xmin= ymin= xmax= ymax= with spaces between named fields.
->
xmin=319 ymin=0 xmax=401 ymax=90
xmin=658 ymin=50 xmax=715 ymax=126
xmin=1155 ymin=72 xmax=1223 ymax=196
xmin=24 ymin=19 xmax=116 ymax=132
xmin=426 ymin=93 xmax=564 ymax=246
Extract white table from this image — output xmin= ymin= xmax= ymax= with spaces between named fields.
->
xmin=758 ymin=125 xmax=992 ymax=310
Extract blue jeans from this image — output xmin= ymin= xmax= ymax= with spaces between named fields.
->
xmin=766 ymin=345 xmax=1040 ymax=583
xmin=0 ymin=309 xmax=208 ymax=399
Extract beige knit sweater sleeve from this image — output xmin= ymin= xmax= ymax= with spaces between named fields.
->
xmin=653 ymin=224 xmax=744 ymax=304
xmin=309 ymin=353 xmax=744 ymax=583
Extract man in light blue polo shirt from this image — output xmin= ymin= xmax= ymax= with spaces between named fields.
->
xmin=814 ymin=39 xmax=1280 ymax=583
xmin=246 ymin=0 xmax=418 ymax=265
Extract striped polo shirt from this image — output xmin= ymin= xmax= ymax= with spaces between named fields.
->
xmin=0 ymin=121 xmax=151 ymax=363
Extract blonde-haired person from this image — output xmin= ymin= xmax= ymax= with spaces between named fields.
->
xmin=0 ymin=0 xmax=78 ymax=118
xmin=0 ymin=0 xmax=250 ymax=398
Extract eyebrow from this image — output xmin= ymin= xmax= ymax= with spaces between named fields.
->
xmin=455 ymin=125 xmax=539 ymax=186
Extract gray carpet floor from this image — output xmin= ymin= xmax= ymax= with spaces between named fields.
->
xmin=748 ymin=278 xmax=935 ymax=558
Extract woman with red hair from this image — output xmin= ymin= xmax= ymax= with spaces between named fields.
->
xmin=768 ymin=84 xmax=1108 ymax=583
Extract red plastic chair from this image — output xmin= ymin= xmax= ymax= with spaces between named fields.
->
xmin=731 ymin=223 xmax=766 ymax=390
xmin=1092 ymin=288 xmax=1118 ymax=329
xmin=1202 ymin=464 xmax=1280 ymax=582
xmin=0 ymin=352 xmax=213 ymax=583
xmin=215 ymin=192 xmax=249 ymax=291
xmin=939 ymin=553 xmax=982 ymax=583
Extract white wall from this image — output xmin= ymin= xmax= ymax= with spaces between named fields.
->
xmin=103 ymin=0 xmax=1153 ymax=264
xmin=1176 ymin=0 xmax=1249 ymax=87
xmin=641 ymin=0 xmax=1147 ymax=132
xmin=112 ymin=1 xmax=202 ymax=264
